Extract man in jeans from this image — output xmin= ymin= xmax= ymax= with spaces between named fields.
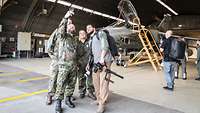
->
xmin=86 ymin=24 xmax=113 ymax=113
xmin=160 ymin=30 xmax=176 ymax=91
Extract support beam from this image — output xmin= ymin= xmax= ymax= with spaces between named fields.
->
xmin=21 ymin=0 xmax=39 ymax=31
xmin=156 ymin=0 xmax=178 ymax=15
xmin=0 ymin=0 xmax=9 ymax=8
xmin=47 ymin=0 xmax=58 ymax=17
xmin=0 ymin=0 xmax=11 ymax=15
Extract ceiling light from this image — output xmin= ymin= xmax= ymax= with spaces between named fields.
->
xmin=47 ymin=0 xmax=124 ymax=22
xmin=156 ymin=0 xmax=178 ymax=15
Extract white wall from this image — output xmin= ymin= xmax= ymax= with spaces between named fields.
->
xmin=17 ymin=32 xmax=31 ymax=51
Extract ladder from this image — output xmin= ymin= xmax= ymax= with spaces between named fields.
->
xmin=126 ymin=25 xmax=163 ymax=72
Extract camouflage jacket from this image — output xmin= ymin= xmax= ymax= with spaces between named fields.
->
xmin=47 ymin=18 xmax=68 ymax=61
xmin=57 ymin=34 xmax=83 ymax=66
xmin=47 ymin=29 xmax=59 ymax=61
xmin=77 ymin=38 xmax=90 ymax=68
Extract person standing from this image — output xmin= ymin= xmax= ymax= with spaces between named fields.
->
xmin=174 ymin=38 xmax=187 ymax=80
xmin=86 ymin=24 xmax=113 ymax=113
xmin=46 ymin=28 xmax=59 ymax=105
xmin=195 ymin=41 xmax=200 ymax=81
xmin=54 ymin=10 xmax=79 ymax=113
xmin=46 ymin=11 xmax=73 ymax=105
xmin=77 ymin=30 xmax=96 ymax=100
xmin=160 ymin=30 xmax=177 ymax=91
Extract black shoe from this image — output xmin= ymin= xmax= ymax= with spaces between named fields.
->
xmin=163 ymin=86 xmax=174 ymax=91
xmin=182 ymin=77 xmax=187 ymax=80
xmin=88 ymin=92 xmax=97 ymax=100
xmin=71 ymin=96 xmax=76 ymax=101
xmin=65 ymin=96 xmax=75 ymax=108
xmin=55 ymin=100 xmax=62 ymax=113
xmin=175 ymin=76 xmax=178 ymax=79
xmin=46 ymin=94 xmax=53 ymax=105
xmin=79 ymin=93 xmax=85 ymax=99
xmin=195 ymin=77 xmax=200 ymax=81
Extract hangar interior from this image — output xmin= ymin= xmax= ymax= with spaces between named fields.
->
xmin=0 ymin=0 xmax=200 ymax=113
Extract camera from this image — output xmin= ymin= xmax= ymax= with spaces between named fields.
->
xmin=93 ymin=62 xmax=104 ymax=73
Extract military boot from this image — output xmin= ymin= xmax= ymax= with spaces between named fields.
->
xmin=55 ymin=99 xmax=62 ymax=113
xmin=65 ymin=96 xmax=75 ymax=108
xmin=71 ymin=96 xmax=76 ymax=101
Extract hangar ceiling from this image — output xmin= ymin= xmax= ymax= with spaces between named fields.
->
xmin=0 ymin=0 xmax=200 ymax=34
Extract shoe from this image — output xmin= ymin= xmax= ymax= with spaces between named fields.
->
xmin=71 ymin=96 xmax=76 ymax=101
xmin=55 ymin=99 xmax=62 ymax=113
xmin=163 ymin=86 xmax=173 ymax=91
xmin=182 ymin=77 xmax=187 ymax=80
xmin=174 ymin=72 xmax=178 ymax=79
xmin=79 ymin=93 xmax=85 ymax=99
xmin=183 ymin=73 xmax=187 ymax=80
xmin=195 ymin=77 xmax=200 ymax=81
xmin=91 ymin=100 xmax=99 ymax=105
xmin=88 ymin=92 xmax=97 ymax=100
xmin=96 ymin=105 xmax=105 ymax=113
xmin=46 ymin=94 xmax=53 ymax=105
xmin=65 ymin=96 xmax=75 ymax=108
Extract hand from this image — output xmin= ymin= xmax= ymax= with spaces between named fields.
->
xmin=86 ymin=64 xmax=89 ymax=71
xmin=64 ymin=10 xmax=74 ymax=18
xmin=99 ymin=58 xmax=105 ymax=65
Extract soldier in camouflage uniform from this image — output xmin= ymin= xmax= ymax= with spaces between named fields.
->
xmin=77 ymin=30 xmax=96 ymax=100
xmin=46 ymin=28 xmax=59 ymax=105
xmin=47 ymin=10 xmax=79 ymax=113
xmin=54 ymin=22 xmax=78 ymax=113
xmin=46 ymin=13 xmax=73 ymax=105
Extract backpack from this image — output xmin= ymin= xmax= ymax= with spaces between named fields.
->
xmin=169 ymin=38 xmax=186 ymax=59
xmin=96 ymin=30 xmax=119 ymax=58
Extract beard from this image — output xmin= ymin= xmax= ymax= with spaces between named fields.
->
xmin=87 ymin=30 xmax=94 ymax=37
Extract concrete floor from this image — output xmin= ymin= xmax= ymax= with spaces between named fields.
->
xmin=0 ymin=58 xmax=200 ymax=113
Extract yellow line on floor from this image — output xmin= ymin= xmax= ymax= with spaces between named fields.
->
xmin=0 ymin=71 xmax=29 ymax=77
xmin=0 ymin=89 xmax=48 ymax=103
xmin=17 ymin=76 xmax=49 ymax=83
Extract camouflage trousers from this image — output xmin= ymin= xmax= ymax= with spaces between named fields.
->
xmin=48 ymin=61 xmax=58 ymax=96
xmin=77 ymin=66 xmax=95 ymax=94
xmin=54 ymin=64 xmax=77 ymax=100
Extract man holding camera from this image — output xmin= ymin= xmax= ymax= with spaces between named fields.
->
xmin=53 ymin=9 xmax=79 ymax=113
xmin=86 ymin=24 xmax=113 ymax=113
xmin=77 ymin=30 xmax=96 ymax=100
xmin=46 ymin=10 xmax=73 ymax=105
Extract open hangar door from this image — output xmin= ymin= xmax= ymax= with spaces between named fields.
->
xmin=31 ymin=33 xmax=49 ymax=58
xmin=17 ymin=32 xmax=49 ymax=58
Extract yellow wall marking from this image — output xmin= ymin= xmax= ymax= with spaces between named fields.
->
xmin=0 ymin=89 xmax=48 ymax=103
xmin=17 ymin=76 xmax=49 ymax=83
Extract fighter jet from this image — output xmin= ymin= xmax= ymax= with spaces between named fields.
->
xmin=103 ymin=0 xmax=143 ymax=57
